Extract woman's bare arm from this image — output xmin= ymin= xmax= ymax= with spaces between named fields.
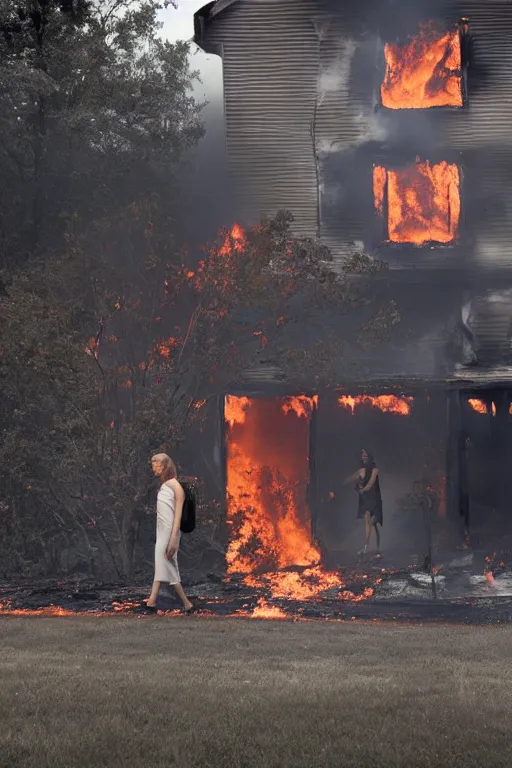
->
xmin=343 ymin=470 xmax=361 ymax=485
xmin=360 ymin=468 xmax=379 ymax=493
xmin=165 ymin=479 xmax=185 ymax=552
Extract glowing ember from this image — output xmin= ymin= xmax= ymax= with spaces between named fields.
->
xmin=381 ymin=24 xmax=463 ymax=109
xmin=373 ymin=161 xmax=460 ymax=244
xmin=0 ymin=605 xmax=78 ymax=617
xmin=244 ymin=566 xmax=341 ymax=601
xmin=155 ymin=337 xmax=179 ymax=360
xmin=250 ymin=599 xmax=288 ymax=619
xmin=468 ymin=398 xmax=487 ymax=415
xmin=225 ymin=396 xmax=320 ymax=574
xmin=338 ymin=394 xmax=413 ymax=416
xmin=339 ymin=588 xmax=375 ymax=602
xmin=112 ymin=601 xmax=141 ymax=612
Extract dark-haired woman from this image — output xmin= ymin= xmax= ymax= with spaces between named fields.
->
xmin=344 ymin=449 xmax=383 ymax=557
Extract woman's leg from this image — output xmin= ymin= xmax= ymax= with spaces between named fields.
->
xmin=172 ymin=583 xmax=193 ymax=611
xmin=146 ymin=580 xmax=161 ymax=607
xmin=374 ymin=523 xmax=381 ymax=554
xmin=363 ymin=511 xmax=372 ymax=553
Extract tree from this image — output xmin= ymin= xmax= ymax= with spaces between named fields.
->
xmin=0 ymin=0 xmax=202 ymax=268
xmin=0 ymin=2 xmax=401 ymax=583
xmin=0 ymin=205 xmax=399 ymax=581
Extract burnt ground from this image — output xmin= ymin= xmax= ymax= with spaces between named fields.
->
xmin=1 ymin=617 xmax=512 ymax=768
xmin=1 ymin=548 xmax=512 ymax=623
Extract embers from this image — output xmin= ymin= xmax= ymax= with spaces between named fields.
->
xmin=373 ymin=160 xmax=460 ymax=245
xmin=381 ymin=22 xmax=463 ymax=110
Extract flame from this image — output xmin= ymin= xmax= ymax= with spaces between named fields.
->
xmin=244 ymin=566 xmax=341 ymax=600
xmin=225 ymin=396 xmax=320 ymax=574
xmin=250 ymin=599 xmax=288 ymax=619
xmin=381 ymin=24 xmax=462 ymax=109
xmin=225 ymin=395 xmax=251 ymax=427
xmin=219 ymin=223 xmax=247 ymax=256
xmin=485 ymin=572 xmax=495 ymax=587
xmin=468 ymin=398 xmax=487 ymax=414
xmin=374 ymin=161 xmax=460 ymax=245
xmin=338 ymin=394 xmax=413 ymax=416
xmin=281 ymin=395 xmax=318 ymax=420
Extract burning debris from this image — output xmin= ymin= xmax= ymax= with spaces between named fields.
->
xmin=373 ymin=160 xmax=460 ymax=245
xmin=381 ymin=23 xmax=463 ymax=110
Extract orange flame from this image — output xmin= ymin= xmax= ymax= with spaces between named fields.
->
xmin=381 ymin=24 xmax=462 ymax=109
xmin=250 ymin=599 xmax=288 ymax=619
xmin=374 ymin=161 xmax=460 ymax=245
xmin=219 ymin=223 xmax=247 ymax=256
xmin=338 ymin=394 xmax=413 ymax=416
xmin=468 ymin=398 xmax=487 ymax=415
xmin=373 ymin=165 xmax=387 ymax=216
xmin=225 ymin=396 xmax=320 ymax=574
xmin=281 ymin=395 xmax=318 ymax=420
xmin=225 ymin=395 xmax=251 ymax=427
xmin=244 ymin=566 xmax=341 ymax=600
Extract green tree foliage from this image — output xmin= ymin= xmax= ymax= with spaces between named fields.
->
xmin=0 ymin=0 xmax=202 ymax=266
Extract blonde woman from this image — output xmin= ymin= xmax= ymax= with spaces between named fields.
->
xmin=146 ymin=453 xmax=194 ymax=612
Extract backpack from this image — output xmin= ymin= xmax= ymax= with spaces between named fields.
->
xmin=180 ymin=481 xmax=196 ymax=533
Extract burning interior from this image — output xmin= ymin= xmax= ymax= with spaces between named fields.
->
xmin=373 ymin=160 xmax=461 ymax=245
xmin=224 ymin=392 xmax=447 ymax=573
xmin=381 ymin=23 xmax=463 ymax=110
xmin=224 ymin=395 xmax=319 ymax=574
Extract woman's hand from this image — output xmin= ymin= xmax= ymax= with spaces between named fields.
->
xmin=166 ymin=536 xmax=178 ymax=559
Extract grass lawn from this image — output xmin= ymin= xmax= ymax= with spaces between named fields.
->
xmin=1 ymin=616 xmax=511 ymax=768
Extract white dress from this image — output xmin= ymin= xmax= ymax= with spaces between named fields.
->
xmin=154 ymin=483 xmax=181 ymax=584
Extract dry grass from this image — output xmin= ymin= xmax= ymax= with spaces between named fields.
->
xmin=1 ymin=616 xmax=512 ymax=768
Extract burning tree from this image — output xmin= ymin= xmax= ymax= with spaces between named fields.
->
xmin=0 ymin=205 xmax=399 ymax=581
xmin=0 ymin=2 xmax=401 ymax=583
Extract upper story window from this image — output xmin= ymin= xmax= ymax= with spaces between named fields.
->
xmin=373 ymin=160 xmax=461 ymax=245
xmin=381 ymin=23 xmax=463 ymax=110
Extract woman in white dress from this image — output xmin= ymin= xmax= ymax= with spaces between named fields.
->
xmin=145 ymin=453 xmax=194 ymax=612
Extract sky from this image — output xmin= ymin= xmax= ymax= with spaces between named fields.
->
xmin=158 ymin=0 xmax=223 ymax=102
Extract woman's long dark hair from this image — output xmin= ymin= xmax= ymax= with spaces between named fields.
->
xmin=360 ymin=450 xmax=376 ymax=482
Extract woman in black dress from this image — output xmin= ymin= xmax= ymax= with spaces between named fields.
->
xmin=344 ymin=449 xmax=383 ymax=556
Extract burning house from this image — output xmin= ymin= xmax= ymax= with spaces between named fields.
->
xmin=190 ymin=0 xmax=512 ymax=598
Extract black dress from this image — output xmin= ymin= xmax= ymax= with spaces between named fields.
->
xmin=357 ymin=461 xmax=383 ymax=526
